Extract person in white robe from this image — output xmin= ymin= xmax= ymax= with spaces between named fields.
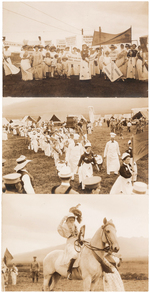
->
xmin=66 ymin=134 xmax=84 ymax=180
xmin=104 ymin=133 xmax=120 ymax=175
xmin=103 ymin=254 xmax=124 ymax=291
xmin=3 ymin=46 xmax=20 ymax=76
xmin=10 ymin=264 xmax=18 ymax=285
xmin=32 ymin=45 xmax=43 ymax=80
xmin=126 ymin=44 xmax=137 ymax=79
xmin=116 ymin=44 xmax=127 ymax=80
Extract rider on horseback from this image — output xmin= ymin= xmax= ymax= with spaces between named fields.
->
xmin=57 ymin=205 xmax=82 ymax=280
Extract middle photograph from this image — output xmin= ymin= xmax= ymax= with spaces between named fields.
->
xmin=2 ymin=97 xmax=148 ymax=194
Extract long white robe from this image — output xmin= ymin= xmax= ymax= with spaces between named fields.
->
xmin=104 ymin=140 xmax=120 ymax=174
xmin=3 ymin=50 xmax=20 ymax=76
xmin=20 ymin=52 xmax=33 ymax=81
xmin=66 ymin=143 xmax=83 ymax=179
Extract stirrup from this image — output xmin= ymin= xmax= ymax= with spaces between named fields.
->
xmin=67 ymin=272 xmax=72 ymax=280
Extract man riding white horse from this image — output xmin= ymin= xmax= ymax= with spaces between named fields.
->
xmin=57 ymin=205 xmax=82 ymax=280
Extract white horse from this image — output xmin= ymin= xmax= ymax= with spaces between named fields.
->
xmin=43 ymin=218 xmax=120 ymax=291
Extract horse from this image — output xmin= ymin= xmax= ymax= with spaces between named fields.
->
xmin=43 ymin=218 xmax=120 ymax=291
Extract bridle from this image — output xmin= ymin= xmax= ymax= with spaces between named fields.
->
xmin=74 ymin=222 xmax=116 ymax=253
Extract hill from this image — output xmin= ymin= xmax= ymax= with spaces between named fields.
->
xmin=12 ymin=236 xmax=148 ymax=264
xmin=2 ymin=98 xmax=148 ymax=119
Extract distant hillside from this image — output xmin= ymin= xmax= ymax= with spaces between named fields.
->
xmin=12 ymin=237 xmax=148 ymax=264
xmin=3 ymin=98 xmax=147 ymax=120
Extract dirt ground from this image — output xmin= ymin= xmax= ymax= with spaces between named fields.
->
xmin=2 ymin=122 xmax=148 ymax=194
xmin=5 ymin=261 xmax=148 ymax=291
xmin=3 ymin=72 xmax=148 ymax=97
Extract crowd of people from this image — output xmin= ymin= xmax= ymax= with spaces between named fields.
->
xmin=2 ymin=260 xmax=18 ymax=291
xmin=3 ymin=42 xmax=148 ymax=82
xmin=2 ymin=115 xmax=147 ymax=195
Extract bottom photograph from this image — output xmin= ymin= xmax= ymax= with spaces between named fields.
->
xmin=2 ymin=194 xmax=149 ymax=292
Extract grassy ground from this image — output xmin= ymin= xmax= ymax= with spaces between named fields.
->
xmin=5 ymin=260 xmax=148 ymax=291
xmin=3 ymin=72 xmax=148 ymax=97
xmin=2 ymin=123 xmax=148 ymax=194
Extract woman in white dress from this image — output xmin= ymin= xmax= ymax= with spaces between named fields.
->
xmin=116 ymin=44 xmax=127 ymax=80
xmin=136 ymin=45 xmax=148 ymax=81
xmin=110 ymin=152 xmax=132 ymax=195
xmin=44 ymin=45 xmax=51 ymax=78
xmin=32 ymin=45 xmax=43 ymax=80
xmin=50 ymin=46 xmax=57 ymax=77
xmin=20 ymin=45 xmax=33 ymax=81
xmin=79 ymin=43 xmax=91 ymax=80
xmin=3 ymin=45 xmax=20 ymax=76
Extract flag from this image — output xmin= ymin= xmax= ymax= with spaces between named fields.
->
xmin=88 ymin=106 xmax=94 ymax=123
xmin=132 ymin=131 xmax=148 ymax=162
xmin=140 ymin=36 xmax=148 ymax=52
xmin=4 ymin=248 xmax=13 ymax=265
xmin=92 ymin=27 xmax=131 ymax=46
xmin=103 ymin=61 xmax=123 ymax=82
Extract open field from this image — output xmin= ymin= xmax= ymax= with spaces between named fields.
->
xmin=3 ymin=72 xmax=148 ymax=97
xmin=5 ymin=260 xmax=148 ymax=291
xmin=2 ymin=122 xmax=148 ymax=194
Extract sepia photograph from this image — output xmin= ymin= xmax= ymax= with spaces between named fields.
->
xmin=3 ymin=2 xmax=148 ymax=97
xmin=2 ymin=194 xmax=149 ymax=291
xmin=2 ymin=97 xmax=148 ymax=195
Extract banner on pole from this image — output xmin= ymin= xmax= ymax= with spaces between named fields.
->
xmin=92 ymin=27 xmax=131 ymax=46
xmin=4 ymin=248 xmax=13 ymax=265
xmin=132 ymin=131 xmax=148 ymax=162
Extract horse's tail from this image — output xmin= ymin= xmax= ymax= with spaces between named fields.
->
xmin=48 ymin=272 xmax=61 ymax=288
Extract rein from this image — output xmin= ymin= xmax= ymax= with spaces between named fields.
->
xmin=74 ymin=222 xmax=116 ymax=253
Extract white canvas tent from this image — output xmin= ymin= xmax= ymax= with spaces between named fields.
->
xmin=131 ymin=108 xmax=148 ymax=120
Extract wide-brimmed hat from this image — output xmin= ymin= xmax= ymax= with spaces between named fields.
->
xmin=109 ymin=44 xmax=117 ymax=49
xmin=14 ymin=155 xmax=31 ymax=172
xmin=128 ymin=140 xmax=132 ymax=145
xmin=85 ymin=142 xmax=91 ymax=148
xmin=83 ymin=176 xmax=101 ymax=190
xmin=34 ymin=44 xmax=39 ymax=48
xmin=50 ymin=45 xmax=56 ymax=51
xmin=58 ymin=166 xmax=73 ymax=178
xmin=82 ymin=42 xmax=87 ymax=46
xmin=122 ymin=152 xmax=130 ymax=161
xmin=66 ymin=213 xmax=76 ymax=220
xmin=3 ymin=173 xmax=21 ymax=184
xmin=4 ymin=45 xmax=9 ymax=49
xmin=62 ymin=56 xmax=68 ymax=60
xmin=22 ymin=45 xmax=28 ymax=50
xmin=110 ymin=132 xmax=116 ymax=138
xmin=132 ymin=182 xmax=148 ymax=195
xmin=2 ymin=159 xmax=6 ymax=166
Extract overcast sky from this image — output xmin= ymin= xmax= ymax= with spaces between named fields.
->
xmin=3 ymin=2 xmax=148 ymax=46
xmin=2 ymin=194 xmax=149 ymax=256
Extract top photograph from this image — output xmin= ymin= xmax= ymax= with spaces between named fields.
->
xmin=3 ymin=1 xmax=148 ymax=97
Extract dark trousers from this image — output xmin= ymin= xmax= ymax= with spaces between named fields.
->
xmin=32 ymin=271 xmax=39 ymax=282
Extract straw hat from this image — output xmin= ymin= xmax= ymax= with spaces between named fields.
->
xmin=85 ymin=142 xmax=91 ymax=148
xmin=109 ymin=44 xmax=117 ymax=50
xmin=132 ymin=182 xmax=148 ymax=195
xmin=83 ymin=176 xmax=101 ymax=190
xmin=62 ymin=56 xmax=68 ymax=61
xmin=4 ymin=45 xmax=9 ymax=49
xmin=110 ymin=132 xmax=116 ymax=138
xmin=58 ymin=166 xmax=73 ymax=178
xmin=3 ymin=173 xmax=21 ymax=184
xmin=122 ymin=152 xmax=130 ymax=161
xmin=14 ymin=155 xmax=31 ymax=172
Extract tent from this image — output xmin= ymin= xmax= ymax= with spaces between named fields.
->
xmin=131 ymin=108 xmax=148 ymax=120
xmin=50 ymin=115 xmax=60 ymax=122
xmin=2 ymin=117 xmax=9 ymax=126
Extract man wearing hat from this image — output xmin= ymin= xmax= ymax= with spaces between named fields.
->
xmin=57 ymin=207 xmax=82 ymax=280
xmin=14 ymin=155 xmax=35 ymax=194
xmin=104 ymin=133 xmax=120 ymax=175
xmin=83 ymin=176 xmax=101 ymax=194
xmin=51 ymin=166 xmax=78 ymax=194
xmin=30 ymin=256 xmax=40 ymax=283
xmin=110 ymin=152 xmax=132 ymax=194
xmin=66 ymin=134 xmax=83 ymax=180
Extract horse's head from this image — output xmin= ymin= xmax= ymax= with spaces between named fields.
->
xmin=101 ymin=218 xmax=119 ymax=253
